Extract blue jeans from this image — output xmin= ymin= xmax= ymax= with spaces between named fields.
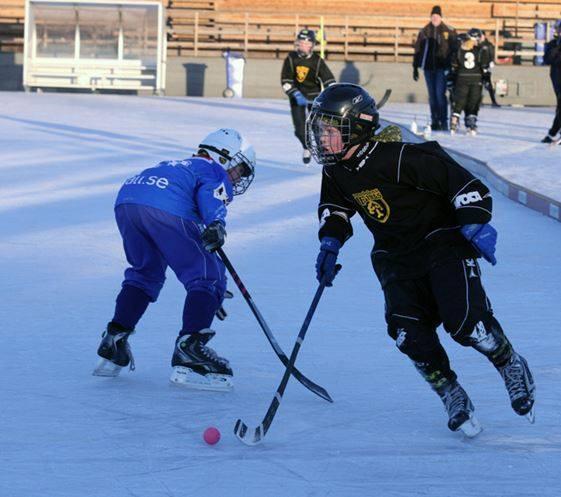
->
xmin=424 ymin=69 xmax=448 ymax=128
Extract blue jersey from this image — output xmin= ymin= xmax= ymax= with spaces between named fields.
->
xmin=115 ymin=157 xmax=233 ymax=226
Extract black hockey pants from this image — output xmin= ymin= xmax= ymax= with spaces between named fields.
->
xmin=548 ymin=91 xmax=561 ymax=137
xmin=452 ymin=78 xmax=483 ymax=124
xmin=384 ymin=257 xmax=512 ymax=390
xmin=289 ymin=100 xmax=311 ymax=149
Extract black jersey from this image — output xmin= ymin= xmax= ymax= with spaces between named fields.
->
xmin=317 ymin=136 xmax=492 ymax=286
xmin=281 ymin=51 xmax=336 ymax=100
xmin=452 ymin=39 xmax=492 ymax=79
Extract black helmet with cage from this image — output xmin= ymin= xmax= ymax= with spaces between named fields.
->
xmin=467 ymin=28 xmax=483 ymax=42
xmin=305 ymin=83 xmax=379 ymax=166
xmin=296 ymin=28 xmax=316 ymax=45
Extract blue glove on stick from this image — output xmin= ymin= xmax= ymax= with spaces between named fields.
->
xmin=461 ymin=223 xmax=497 ymax=265
xmin=292 ymin=90 xmax=308 ymax=107
xmin=316 ymin=237 xmax=341 ymax=286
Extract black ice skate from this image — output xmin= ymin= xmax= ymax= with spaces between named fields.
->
xmin=497 ymin=352 xmax=536 ymax=423
xmin=466 ymin=115 xmax=478 ymax=136
xmin=541 ymin=134 xmax=555 ymax=144
xmin=303 ymin=149 xmax=312 ymax=165
xmin=92 ymin=322 xmax=135 ymax=377
xmin=437 ymin=380 xmax=482 ymax=438
xmin=170 ymin=329 xmax=233 ymax=391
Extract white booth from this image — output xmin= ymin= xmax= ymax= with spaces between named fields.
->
xmin=23 ymin=0 xmax=166 ymax=93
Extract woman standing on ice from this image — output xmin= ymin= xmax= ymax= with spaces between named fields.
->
xmin=93 ymin=129 xmax=255 ymax=391
xmin=307 ymin=83 xmax=535 ymax=436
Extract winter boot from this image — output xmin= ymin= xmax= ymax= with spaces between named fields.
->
xmin=436 ymin=379 xmax=482 ymax=437
xmin=497 ymin=352 xmax=536 ymax=423
xmin=92 ymin=322 xmax=135 ymax=377
xmin=170 ymin=329 xmax=233 ymax=391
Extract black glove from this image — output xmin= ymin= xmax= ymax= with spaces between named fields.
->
xmin=215 ymin=290 xmax=233 ymax=321
xmin=201 ymin=221 xmax=226 ymax=252
xmin=413 ymin=67 xmax=419 ymax=81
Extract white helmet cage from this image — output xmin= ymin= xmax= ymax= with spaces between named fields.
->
xmin=198 ymin=128 xmax=256 ymax=195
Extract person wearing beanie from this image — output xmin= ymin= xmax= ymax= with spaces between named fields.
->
xmin=413 ymin=5 xmax=457 ymax=131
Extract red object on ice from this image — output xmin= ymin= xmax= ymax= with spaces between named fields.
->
xmin=203 ymin=427 xmax=221 ymax=445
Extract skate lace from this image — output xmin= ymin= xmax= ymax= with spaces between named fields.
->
xmin=500 ymin=358 xmax=526 ymax=401
xmin=114 ymin=331 xmax=135 ymax=371
xmin=444 ymin=386 xmax=467 ymax=415
xmin=199 ymin=344 xmax=229 ymax=367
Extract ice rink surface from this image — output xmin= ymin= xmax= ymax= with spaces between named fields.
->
xmin=0 ymin=93 xmax=560 ymax=497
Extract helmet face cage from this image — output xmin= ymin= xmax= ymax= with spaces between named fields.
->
xmin=306 ymin=111 xmax=352 ymax=166
xmin=226 ymin=150 xmax=255 ymax=196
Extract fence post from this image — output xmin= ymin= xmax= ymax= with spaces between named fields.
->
xmin=344 ymin=16 xmax=348 ymax=60
xmin=244 ymin=12 xmax=249 ymax=54
xmin=194 ymin=11 xmax=199 ymax=57
xmin=495 ymin=18 xmax=499 ymax=63
xmin=394 ymin=24 xmax=399 ymax=62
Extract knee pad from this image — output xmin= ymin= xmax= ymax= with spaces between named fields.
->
xmin=387 ymin=319 xmax=440 ymax=364
xmin=452 ymin=313 xmax=512 ymax=361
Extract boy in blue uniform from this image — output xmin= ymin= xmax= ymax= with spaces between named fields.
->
xmin=93 ymin=129 xmax=256 ymax=391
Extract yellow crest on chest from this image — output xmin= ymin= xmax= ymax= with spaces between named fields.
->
xmin=296 ymin=65 xmax=310 ymax=83
xmin=352 ymin=188 xmax=390 ymax=223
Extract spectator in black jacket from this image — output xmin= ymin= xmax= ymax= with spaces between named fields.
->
xmin=281 ymin=29 xmax=336 ymax=164
xmin=542 ymin=20 xmax=561 ymax=144
xmin=413 ymin=5 xmax=457 ymax=131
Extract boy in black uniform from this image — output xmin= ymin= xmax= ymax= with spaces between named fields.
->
xmin=306 ymin=83 xmax=535 ymax=436
xmin=541 ymin=20 xmax=561 ymax=144
xmin=281 ymin=29 xmax=336 ymax=164
xmin=479 ymin=30 xmax=501 ymax=107
xmin=450 ymin=28 xmax=493 ymax=135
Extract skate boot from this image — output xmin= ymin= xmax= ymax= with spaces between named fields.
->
xmin=436 ymin=380 xmax=482 ymax=437
xmin=497 ymin=352 xmax=536 ymax=423
xmin=170 ymin=329 xmax=233 ymax=391
xmin=92 ymin=322 xmax=135 ymax=377
xmin=450 ymin=114 xmax=460 ymax=135
xmin=466 ymin=115 xmax=478 ymax=136
xmin=303 ymin=149 xmax=312 ymax=165
xmin=541 ymin=134 xmax=555 ymax=144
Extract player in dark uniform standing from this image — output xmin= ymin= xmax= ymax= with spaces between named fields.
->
xmin=281 ymin=29 xmax=336 ymax=164
xmin=306 ymin=83 xmax=535 ymax=436
xmin=541 ymin=20 xmax=561 ymax=144
xmin=449 ymin=29 xmax=493 ymax=135
xmin=478 ymin=30 xmax=501 ymax=107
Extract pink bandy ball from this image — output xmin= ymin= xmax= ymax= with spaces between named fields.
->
xmin=203 ymin=427 xmax=221 ymax=445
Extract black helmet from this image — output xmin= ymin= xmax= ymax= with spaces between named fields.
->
xmin=467 ymin=28 xmax=483 ymax=41
xmin=306 ymin=83 xmax=379 ymax=166
xmin=296 ymin=28 xmax=316 ymax=44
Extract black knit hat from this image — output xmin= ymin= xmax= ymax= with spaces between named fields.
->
xmin=431 ymin=5 xmax=442 ymax=16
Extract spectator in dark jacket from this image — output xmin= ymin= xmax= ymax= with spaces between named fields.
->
xmin=413 ymin=5 xmax=457 ymax=131
xmin=542 ymin=20 xmax=561 ymax=144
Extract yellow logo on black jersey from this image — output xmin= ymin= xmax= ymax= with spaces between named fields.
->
xmin=296 ymin=65 xmax=310 ymax=83
xmin=353 ymin=188 xmax=390 ymax=223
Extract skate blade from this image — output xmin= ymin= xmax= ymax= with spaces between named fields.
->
xmin=525 ymin=407 xmax=535 ymax=424
xmin=169 ymin=366 xmax=233 ymax=392
xmin=92 ymin=358 xmax=123 ymax=377
xmin=458 ymin=415 xmax=483 ymax=438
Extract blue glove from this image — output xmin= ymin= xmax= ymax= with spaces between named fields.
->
xmin=461 ymin=224 xmax=497 ymax=265
xmin=292 ymin=90 xmax=308 ymax=107
xmin=315 ymin=237 xmax=341 ymax=286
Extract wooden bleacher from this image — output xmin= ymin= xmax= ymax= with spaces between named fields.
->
xmin=1 ymin=0 xmax=559 ymax=63
xmin=0 ymin=0 xmax=25 ymax=52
